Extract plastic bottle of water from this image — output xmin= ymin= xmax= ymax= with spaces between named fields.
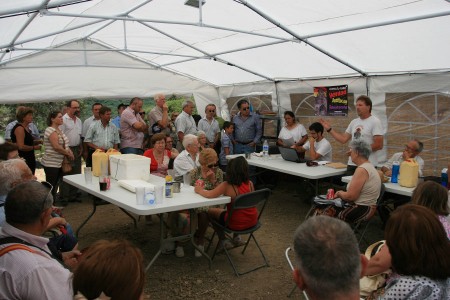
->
xmin=391 ymin=161 xmax=400 ymax=183
xmin=262 ymin=139 xmax=269 ymax=160
xmin=441 ymin=168 xmax=448 ymax=188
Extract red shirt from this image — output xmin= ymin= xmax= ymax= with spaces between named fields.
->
xmin=143 ymin=149 xmax=171 ymax=173
xmin=224 ymin=181 xmax=258 ymax=230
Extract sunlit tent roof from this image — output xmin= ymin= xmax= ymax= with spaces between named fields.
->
xmin=0 ymin=0 xmax=449 ymax=103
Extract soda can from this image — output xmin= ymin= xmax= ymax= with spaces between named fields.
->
xmin=326 ymin=188 xmax=335 ymax=200
xmin=195 ymin=179 xmax=205 ymax=188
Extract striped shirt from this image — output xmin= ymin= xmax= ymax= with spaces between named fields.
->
xmin=41 ymin=127 xmax=69 ymax=168
xmin=84 ymin=121 xmax=120 ymax=150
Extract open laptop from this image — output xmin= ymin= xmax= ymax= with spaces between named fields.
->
xmin=278 ymin=146 xmax=311 ymax=163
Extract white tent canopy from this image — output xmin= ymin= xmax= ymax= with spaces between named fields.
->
xmin=0 ymin=0 xmax=449 ymax=103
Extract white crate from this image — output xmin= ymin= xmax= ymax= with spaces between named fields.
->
xmin=109 ymin=154 xmax=150 ymax=181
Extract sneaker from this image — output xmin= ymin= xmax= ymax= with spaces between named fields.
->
xmin=194 ymin=244 xmax=204 ymax=258
xmin=233 ymin=235 xmax=245 ymax=246
xmin=218 ymin=239 xmax=234 ymax=251
xmin=175 ymin=246 xmax=185 ymax=258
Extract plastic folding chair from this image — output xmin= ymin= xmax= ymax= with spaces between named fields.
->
xmin=285 ymin=247 xmax=309 ymax=299
xmin=208 ymin=188 xmax=271 ymax=276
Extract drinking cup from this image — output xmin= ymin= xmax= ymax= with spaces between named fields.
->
xmin=84 ymin=167 xmax=92 ymax=184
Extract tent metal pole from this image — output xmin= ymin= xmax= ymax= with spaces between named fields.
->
xmin=238 ymin=0 xmax=367 ymax=76
xmin=0 ymin=0 xmax=89 ymax=17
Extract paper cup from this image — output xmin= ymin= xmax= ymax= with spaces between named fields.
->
xmin=136 ymin=187 xmax=145 ymax=205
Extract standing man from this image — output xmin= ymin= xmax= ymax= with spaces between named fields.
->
xmin=198 ymin=104 xmax=220 ymax=149
xmin=84 ymin=106 xmax=120 ymax=152
xmin=294 ymin=122 xmax=332 ymax=161
xmin=232 ymin=99 xmax=262 ymax=154
xmin=111 ymin=103 xmax=127 ymax=129
xmin=175 ymin=100 xmax=197 ymax=149
xmin=120 ymin=97 xmax=148 ymax=155
xmin=82 ymin=103 xmax=103 ymax=167
xmin=292 ymin=216 xmax=368 ymax=300
xmin=320 ymin=95 xmax=384 ymax=174
xmin=148 ymin=93 xmax=169 ymax=136
xmin=60 ymin=100 xmax=83 ymax=204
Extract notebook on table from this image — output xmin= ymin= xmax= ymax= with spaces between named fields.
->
xmin=278 ymin=146 xmax=310 ymax=163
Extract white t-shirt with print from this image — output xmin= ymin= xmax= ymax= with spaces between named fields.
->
xmin=303 ymin=138 xmax=332 ymax=162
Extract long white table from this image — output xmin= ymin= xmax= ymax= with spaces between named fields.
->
xmin=341 ymin=176 xmax=415 ymax=197
xmin=64 ymin=174 xmax=230 ymax=271
xmin=228 ymin=154 xmax=347 ymax=194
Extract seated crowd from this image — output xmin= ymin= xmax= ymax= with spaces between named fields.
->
xmin=1 ymin=94 xmax=449 ymax=299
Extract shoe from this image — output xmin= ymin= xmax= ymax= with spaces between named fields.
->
xmin=194 ymin=244 xmax=204 ymax=258
xmin=218 ymin=239 xmax=234 ymax=251
xmin=175 ymin=246 xmax=185 ymax=258
xmin=233 ymin=235 xmax=245 ymax=246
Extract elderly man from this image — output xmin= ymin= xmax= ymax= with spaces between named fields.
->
xmin=84 ymin=106 xmax=120 ymax=152
xmin=173 ymin=134 xmax=200 ymax=179
xmin=60 ymin=99 xmax=83 ymax=204
xmin=232 ymin=99 xmax=262 ymax=154
xmin=148 ymin=93 xmax=170 ymax=136
xmin=82 ymin=102 xmax=103 ymax=167
xmin=320 ymin=95 xmax=384 ymax=175
xmin=381 ymin=139 xmax=424 ymax=177
xmin=120 ymin=97 xmax=149 ymax=155
xmin=175 ymin=100 xmax=197 ymax=149
xmin=0 ymin=181 xmax=80 ymax=300
xmin=292 ymin=216 xmax=368 ymax=300
xmin=294 ymin=122 xmax=332 ymax=161
xmin=111 ymin=103 xmax=127 ymax=129
xmin=197 ymin=103 xmax=220 ymax=149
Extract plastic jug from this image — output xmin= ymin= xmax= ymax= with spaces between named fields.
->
xmin=106 ymin=148 xmax=121 ymax=174
xmin=92 ymin=149 xmax=108 ymax=177
xmin=398 ymin=159 xmax=419 ymax=188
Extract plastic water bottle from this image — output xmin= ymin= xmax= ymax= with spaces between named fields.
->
xmin=262 ymin=140 xmax=269 ymax=160
xmin=391 ymin=161 xmax=400 ymax=183
xmin=442 ymin=168 xmax=448 ymax=188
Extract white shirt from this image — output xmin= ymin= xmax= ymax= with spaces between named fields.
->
xmin=303 ymin=137 xmax=333 ymax=162
xmin=173 ymin=150 xmax=200 ymax=177
xmin=82 ymin=115 xmax=99 ymax=138
xmin=175 ymin=111 xmax=197 ymax=136
xmin=197 ymin=118 xmax=220 ymax=143
xmin=60 ymin=113 xmax=82 ymax=147
xmin=278 ymin=124 xmax=307 ymax=145
xmin=345 ymin=115 xmax=384 ymax=166
xmin=383 ymin=152 xmax=425 ymax=177
xmin=0 ymin=223 xmax=73 ymax=300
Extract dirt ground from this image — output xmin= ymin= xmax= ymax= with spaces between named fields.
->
xmin=52 ymin=170 xmax=384 ymax=300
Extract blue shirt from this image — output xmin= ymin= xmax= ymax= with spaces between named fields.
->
xmin=5 ymin=121 xmax=40 ymax=140
xmin=111 ymin=116 xmax=121 ymax=129
xmin=0 ymin=194 xmax=6 ymax=225
xmin=232 ymin=112 xmax=262 ymax=144
xmin=219 ymin=132 xmax=234 ymax=166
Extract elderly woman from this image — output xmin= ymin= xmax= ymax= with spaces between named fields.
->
xmin=277 ymin=111 xmax=307 ymax=148
xmin=315 ymin=140 xmax=381 ymax=222
xmin=189 ymin=148 xmax=224 ymax=257
xmin=173 ymin=134 xmax=200 ymax=181
xmin=11 ymin=106 xmax=42 ymax=173
xmin=197 ymin=130 xmax=208 ymax=152
xmin=41 ymin=111 xmax=74 ymax=199
xmin=381 ymin=205 xmax=450 ymax=299
xmin=143 ymin=133 xmax=177 ymax=178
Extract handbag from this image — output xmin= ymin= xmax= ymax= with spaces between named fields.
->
xmin=58 ymin=131 xmax=72 ymax=174
xmin=360 ymin=240 xmax=391 ymax=297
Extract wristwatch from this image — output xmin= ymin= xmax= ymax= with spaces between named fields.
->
xmin=327 ymin=127 xmax=332 ymax=133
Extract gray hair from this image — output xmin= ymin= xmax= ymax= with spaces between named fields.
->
xmin=181 ymin=100 xmax=194 ymax=109
xmin=154 ymin=93 xmax=165 ymax=101
xmin=5 ymin=181 xmax=53 ymax=225
xmin=293 ymin=216 xmax=361 ymax=298
xmin=350 ymin=140 xmax=371 ymax=159
xmin=182 ymin=134 xmax=198 ymax=149
xmin=197 ymin=130 xmax=206 ymax=138
xmin=0 ymin=159 xmax=29 ymax=195
xmin=413 ymin=139 xmax=424 ymax=153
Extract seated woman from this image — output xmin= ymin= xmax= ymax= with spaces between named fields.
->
xmin=315 ymin=140 xmax=381 ymax=223
xmin=143 ymin=133 xmax=177 ymax=178
xmin=73 ymin=239 xmax=145 ymax=300
xmin=365 ymin=180 xmax=450 ymax=278
xmin=277 ymin=111 xmax=307 ymax=148
xmin=189 ymin=148 xmax=224 ymax=257
xmin=381 ymin=205 xmax=450 ymax=299
xmin=195 ymin=156 xmax=256 ymax=248
xmin=197 ymin=130 xmax=208 ymax=152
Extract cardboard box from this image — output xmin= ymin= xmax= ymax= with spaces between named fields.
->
xmin=109 ymin=154 xmax=150 ymax=181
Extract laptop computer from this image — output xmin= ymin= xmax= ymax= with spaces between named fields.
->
xmin=278 ymin=146 xmax=310 ymax=163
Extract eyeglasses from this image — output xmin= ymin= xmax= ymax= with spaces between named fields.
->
xmin=208 ymin=110 xmax=216 ymax=113
xmin=71 ymin=106 xmax=80 ymax=109
xmin=139 ymin=112 xmax=145 ymax=116
xmin=40 ymin=181 xmax=53 ymax=211
xmin=404 ymin=145 xmax=417 ymax=152
xmin=241 ymin=107 xmax=249 ymax=111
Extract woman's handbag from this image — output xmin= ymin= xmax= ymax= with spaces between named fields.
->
xmin=360 ymin=240 xmax=391 ymax=297
xmin=58 ymin=131 xmax=72 ymax=174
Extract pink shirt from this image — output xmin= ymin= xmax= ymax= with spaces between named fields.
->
xmin=0 ymin=222 xmax=73 ymax=300
xmin=120 ymin=107 xmax=145 ymax=149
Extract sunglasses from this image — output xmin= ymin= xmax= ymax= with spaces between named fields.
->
xmin=40 ymin=181 xmax=53 ymax=211
xmin=208 ymin=110 xmax=216 ymax=113
xmin=241 ymin=107 xmax=249 ymax=111
xmin=139 ymin=112 xmax=145 ymax=115
xmin=207 ymin=163 xmax=218 ymax=168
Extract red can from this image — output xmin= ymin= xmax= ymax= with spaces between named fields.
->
xmin=326 ymin=188 xmax=335 ymax=200
xmin=195 ymin=179 xmax=205 ymax=188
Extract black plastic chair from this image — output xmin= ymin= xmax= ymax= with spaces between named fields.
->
xmin=208 ymin=188 xmax=271 ymax=276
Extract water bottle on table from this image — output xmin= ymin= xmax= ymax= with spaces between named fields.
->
xmin=262 ymin=139 xmax=269 ymax=160
xmin=441 ymin=168 xmax=448 ymax=188
xmin=391 ymin=161 xmax=400 ymax=183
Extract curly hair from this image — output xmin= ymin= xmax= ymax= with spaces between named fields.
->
xmin=199 ymin=148 xmax=218 ymax=166
xmin=16 ymin=106 xmax=34 ymax=122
